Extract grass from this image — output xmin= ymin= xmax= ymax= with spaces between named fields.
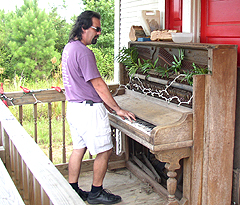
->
xmin=3 ymin=77 xmax=96 ymax=164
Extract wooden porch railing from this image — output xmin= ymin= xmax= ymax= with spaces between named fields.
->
xmin=0 ymin=99 xmax=85 ymax=204
xmin=2 ymin=88 xmax=69 ymax=164
xmin=1 ymin=85 xmax=120 ymax=165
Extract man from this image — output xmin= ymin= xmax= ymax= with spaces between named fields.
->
xmin=62 ymin=10 xmax=136 ymax=204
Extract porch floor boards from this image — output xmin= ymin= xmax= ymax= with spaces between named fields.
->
xmin=73 ymin=168 xmax=167 ymax=204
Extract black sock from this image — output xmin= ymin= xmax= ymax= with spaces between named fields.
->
xmin=91 ymin=185 xmax=103 ymax=193
xmin=70 ymin=182 xmax=79 ymax=192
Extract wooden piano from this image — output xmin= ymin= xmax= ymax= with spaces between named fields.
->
xmin=108 ymin=41 xmax=237 ymax=205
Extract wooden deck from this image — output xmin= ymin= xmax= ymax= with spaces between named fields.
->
xmin=70 ymin=168 xmax=168 ymax=205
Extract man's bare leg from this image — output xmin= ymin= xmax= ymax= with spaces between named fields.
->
xmin=88 ymin=148 xmax=122 ymax=204
xmin=92 ymin=148 xmax=112 ymax=186
xmin=68 ymin=147 xmax=87 ymax=183
xmin=68 ymin=147 xmax=89 ymax=201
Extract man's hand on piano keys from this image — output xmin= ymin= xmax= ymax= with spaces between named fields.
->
xmin=116 ymin=109 xmax=136 ymax=123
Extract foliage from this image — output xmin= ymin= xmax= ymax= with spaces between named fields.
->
xmin=48 ymin=6 xmax=71 ymax=54
xmin=182 ymin=63 xmax=210 ymax=86
xmin=83 ymin=0 xmax=115 ymax=71
xmin=83 ymin=0 xmax=114 ymax=35
xmin=168 ymin=49 xmax=184 ymax=74
xmin=155 ymin=49 xmax=185 ymax=78
xmin=0 ymin=11 xmax=15 ymax=80
xmin=116 ymin=47 xmax=210 ymax=85
xmin=90 ymin=47 xmax=114 ymax=80
xmin=139 ymin=58 xmax=160 ymax=74
xmin=116 ymin=47 xmax=165 ymax=77
xmin=5 ymin=0 xmax=61 ymax=80
xmin=0 ymin=0 xmax=115 ymax=82
xmin=115 ymin=47 xmax=138 ymax=77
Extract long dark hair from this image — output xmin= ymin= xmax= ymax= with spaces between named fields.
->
xmin=68 ymin=10 xmax=101 ymax=42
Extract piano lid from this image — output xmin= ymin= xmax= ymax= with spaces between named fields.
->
xmin=114 ymin=89 xmax=192 ymax=127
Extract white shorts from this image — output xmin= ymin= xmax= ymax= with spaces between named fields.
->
xmin=66 ymin=101 xmax=113 ymax=155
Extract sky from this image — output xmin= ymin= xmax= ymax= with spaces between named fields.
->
xmin=0 ymin=0 xmax=84 ymax=22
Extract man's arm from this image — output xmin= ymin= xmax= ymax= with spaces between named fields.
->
xmin=90 ymin=77 xmax=136 ymax=122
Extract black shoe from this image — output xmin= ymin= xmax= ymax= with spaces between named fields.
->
xmin=77 ymin=188 xmax=89 ymax=201
xmin=87 ymin=189 xmax=122 ymax=204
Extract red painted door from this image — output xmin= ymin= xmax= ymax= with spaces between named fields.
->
xmin=201 ymin=0 xmax=240 ymax=66
xmin=165 ymin=0 xmax=182 ymax=31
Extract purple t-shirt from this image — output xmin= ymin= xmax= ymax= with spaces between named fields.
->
xmin=62 ymin=40 xmax=102 ymax=103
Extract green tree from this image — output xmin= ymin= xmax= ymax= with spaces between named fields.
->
xmin=82 ymin=0 xmax=115 ymax=80
xmin=48 ymin=7 xmax=71 ymax=54
xmin=90 ymin=47 xmax=114 ymax=80
xmin=83 ymin=0 xmax=114 ymax=50
xmin=6 ymin=0 xmax=61 ymax=80
xmin=0 ymin=10 xmax=15 ymax=80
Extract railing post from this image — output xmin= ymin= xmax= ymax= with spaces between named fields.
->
xmin=19 ymin=105 xmax=23 ymax=125
xmin=4 ymin=129 xmax=11 ymax=173
xmin=48 ymin=102 xmax=52 ymax=162
xmin=28 ymin=168 xmax=34 ymax=205
xmin=22 ymin=160 xmax=30 ymax=204
xmin=62 ymin=101 xmax=66 ymax=163
xmin=34 ymin=176 xmax=42 ymax=204
xmin=33 ymin=104 xmax=38 ymax=143
xmin=0 ymin=121 xmax=2 ymax=146
xmin=10 ymin=140 xmax=15 ymax=181
xmin=14 ymin=145 xmax=20 ymax=187
xmin=18 ymin=154 xmax=24 ymax=197
xmin=0 ymin=122 xmax=4 ymax=163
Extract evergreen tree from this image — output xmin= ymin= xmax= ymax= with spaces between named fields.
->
xmin=0 ymin=10 xmax=15 ymax=80
xmin=48 ymin=6 xmax=71 ymax=54
xmin=6 ymin=0 xmax=60 ymax=80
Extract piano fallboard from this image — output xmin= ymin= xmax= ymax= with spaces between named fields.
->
xmin=109 ymin=90 xmax=193 ymax=151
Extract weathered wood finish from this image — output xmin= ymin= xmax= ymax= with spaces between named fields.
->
xmin=109 ymin=90 xmax=193 ymax=151
xmin=2 ymin=86 xmax=127 ymax=169
xmin=109 ymin=90 xmax=193 ymax=204
xmin=0 ymin=158 xmax=24 ymax=204
xmin=0 ymin=100 xmax=85 ymax=204
xmin=153 ymin=148 xmax=191 ymax=205
xmin=191 ymin=47 xmax=237 ymax=204
xmin=3 ymin=89 xmax=68 ymax=164
xmin=3 ymin=89 xmax=66 ymax=106
xmin=115 ymin=41 xmax=237 ymax=205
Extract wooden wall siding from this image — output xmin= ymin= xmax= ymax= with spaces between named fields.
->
xmin=119 ymin=0 xmax=159 ymax=48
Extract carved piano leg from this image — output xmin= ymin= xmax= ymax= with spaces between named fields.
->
xmin=152 ymin=148 xmax=191 ymax=205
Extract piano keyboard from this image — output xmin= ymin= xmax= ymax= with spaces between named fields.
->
xmin=133 ymin=117 xmax=156 ymax=134
xmin=109 ymin=113 xmax=156 ymax=135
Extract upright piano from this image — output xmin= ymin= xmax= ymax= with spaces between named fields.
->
xmin=108 ymin=41 xmax=237 ymax=205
